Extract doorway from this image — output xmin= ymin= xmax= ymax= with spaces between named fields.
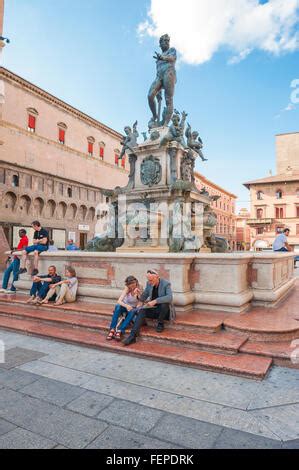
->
xmin=79 ymin=233 xmax=87 ymax=250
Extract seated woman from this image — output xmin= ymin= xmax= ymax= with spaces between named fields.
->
xmin=107 ymin=276 xmax=142 ymax=341
xmin=40 ymin=266 xmax=78 ymax=306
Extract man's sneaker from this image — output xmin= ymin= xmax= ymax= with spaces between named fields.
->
xmin=156 ymin=322 xmax=164 ymax=333
xmin=0 ymin=288 xmax=7 ymax=293
xmin=123 ymin=334 xmax=136 ymax=346
xmin=31 ymin=269 xmax=39 ymax=276
xmin=18 ymin=268 xmax=27 ymax=275
xmin=5 ymin=290 xmax=16 ymax=294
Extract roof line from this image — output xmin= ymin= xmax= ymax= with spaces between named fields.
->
xmin=0 ymin=66 xmax=123 ymax=140
xmin=194 ymin=171 xmax=237 ymax=198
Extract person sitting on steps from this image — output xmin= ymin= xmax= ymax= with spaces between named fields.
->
xmin=40 ymin=266 xmax=78 ymax=306
xmin=18 ymin=221 xmax=49 ymax=277
xmin=27 ymin=265 xmax=61 ymax=304
xmin=106 ymin=276 xmax=142 ymax=341
xmin=123 ymin=269 xmax=173 ymax=346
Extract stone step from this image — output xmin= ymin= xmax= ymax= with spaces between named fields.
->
xmin=0 ymin=314 xmax=272 ymax=380
xmin=240 ymin=340 xmax=299 ymax=368
xmin=0 ymin=296 xmax=226 ymax=333
xmin=0 ymin=303 xmax=248 ymax=354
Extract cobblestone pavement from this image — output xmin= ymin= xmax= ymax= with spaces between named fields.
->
xmin=0 ymin=329 xmax=298 ymax=449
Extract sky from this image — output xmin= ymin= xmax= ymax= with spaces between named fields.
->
xmin=2 ymin=0 xmax=299 ymax=211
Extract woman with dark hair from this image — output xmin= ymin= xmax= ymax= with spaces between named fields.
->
xmin=106 ymin=276 xmax=142 ymax=341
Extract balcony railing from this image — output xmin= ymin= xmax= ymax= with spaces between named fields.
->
xmin=247 ymin=218 xmax=273 ymax=225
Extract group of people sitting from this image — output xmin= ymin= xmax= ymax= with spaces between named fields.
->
xmin=106 ymin=269 xmax=174 ymax=346
xmin=0 ymin=220 xmax=174 ymax=346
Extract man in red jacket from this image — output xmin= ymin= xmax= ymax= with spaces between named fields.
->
xmin=0 ymin=229 xmax=29 ymax=294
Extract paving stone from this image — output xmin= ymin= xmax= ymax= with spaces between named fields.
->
xmin=0 ymin=369 xmax=40 ymax=391
xmin=247 ymin=382 xmax=299 ymax=410
xmin=149 ymin=413 xmax=223 ymax=449
xmin=250 ymin=404 xmax=299 ymax=441
xmin=97 ymin=399 xmax=164 ymax=433
xmin=0 ymin=347 xmax=46 ymax=369
xmin=19 ymin=377 xmax=86 ymax=406
xmin=0 ymin=427 xmax=57 ymax=449
xmin=66 ymin=391 xmax=114 ymax=417
xmin=0 ymin=418 xmax=16 ymax=436
xmin=86 ymin=425 xmax=180 ymax=449
xmin=0 ymin=388 xmax=108 ymax=448
xmin=282 ymin=439 xmax=299 ymax=449
xmin=83 ymin=375 xmax=160 ymax=404
xmin=18 ymin=360 xmax=94 ymax=387
xmin=213 ymin=428 xmax=283 ymax=449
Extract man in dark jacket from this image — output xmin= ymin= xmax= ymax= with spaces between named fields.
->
xmin=123 ymin=269 xmax=173 ymax=346
xmin=27 ymin=265 xmax=61 ymax=304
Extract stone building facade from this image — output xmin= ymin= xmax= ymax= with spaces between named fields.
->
xmin=245 ymin=132 xmax=299 ymax=251
xmin=236 ymin=208 xmax=251 ymax=251
xmin=0 ymin=67 xmax=128 ymax=249
xmin=194 ymin=171 xmax=237 ymax=250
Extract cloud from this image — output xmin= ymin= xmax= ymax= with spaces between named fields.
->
xmin=138 ymin=0 xmax=299 ymax=65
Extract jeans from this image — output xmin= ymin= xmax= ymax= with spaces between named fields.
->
xmin=30 ymin=281 xmax=51 ymax=299
xmin=2 ymin=258 xmax=20 ymax=291
xmin=26 ymin=245 xmax=49 ymax=254
xmin=130 ymin=303 xmax=170 ymax=337
xmin=109 ymin=304 xmax=137 ymax=333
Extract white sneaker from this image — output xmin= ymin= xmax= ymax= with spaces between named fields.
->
xmin=5 ymin=290 xmax=16 ymax=294
xmin=0 ymin=288 xmax=7 ymax=293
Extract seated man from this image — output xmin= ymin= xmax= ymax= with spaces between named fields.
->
xmin=0 ymin=229 xmax=28 ymax=294
xmin=272 ymin=228 xmax=292 ymax=252
xmin=66 ymin=239 xmax=79 ymax=251
xmin=19 ymin=221 xmax=49 ymax=276
xmin=27 ymin=265 xmax=61 ymax=304
xmin=123 ymin=269 xmax=173 ymax=346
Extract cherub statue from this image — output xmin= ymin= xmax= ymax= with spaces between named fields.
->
xmin=119 ymin=121 xmax=139 ymax=160
xmin=160 ymin=110 xmax=188 ymax=147
xmin=185 ymin=123 xmax=208 ymax=162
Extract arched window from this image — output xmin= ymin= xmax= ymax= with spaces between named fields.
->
xmin=87 ymin=137 xmax=95 ymax=156
xmin=276 ymin=189 xmax=283 ymax=199
xmin=99 ymin=142 xmax=105 ymax=160
xmin=27 ymin=108 xmax=38 ymax=133
xmin=257 ymin=191 xmax=263 ymax=200
xmin=58 ymin=122 xmax=67 ymax=144
xmin=12 ymin=174 xmax=19 ymax=187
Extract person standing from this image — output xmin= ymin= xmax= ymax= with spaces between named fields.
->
xmin=18 ymin=221 xmax=49 ymax=276
xmin=273 ymin=228 xmax=293 ymax=252
xmin=123 ymin=269 xmax=173 ymax=346
xmin=0 ymin=229 xmax=28 ymax=294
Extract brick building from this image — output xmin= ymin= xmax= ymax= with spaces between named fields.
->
xmin=194 ymin=171 xmax=237 ymax=250
xmin=0 ymin=67 xmax=128 ymax=249
xmin=245 ymin=132 xmax=299 ymax=251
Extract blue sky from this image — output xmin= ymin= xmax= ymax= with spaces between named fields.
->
xmin=3 ymin=0 xmax=299 ymax=210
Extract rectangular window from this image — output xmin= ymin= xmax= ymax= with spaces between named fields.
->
xmin=38 ymin=178 xmax=44 ymax=192
xmin=88 ymin=142 xmax=93 ymax=156
xmin=115 ymin=154 xmax=119 ymax=165
xmin=121 ymin=157 xmax=125 ymax=169
xmin=25 ymin=174 xmax=32 ymax=189
xmin=58 ymin=182 xmax=64 ymax=195
xmin=59 ymin=128 xmax=65 ymax=144
xmin=0 ymin=168 xmax=5 ymax=184
xmin=297 ymin=206 xmax=299 ymax=218
xmin=100 ymin=147 xmax=104 ymax=160
xmin=28 ymin=115 xmax=36 ymax=132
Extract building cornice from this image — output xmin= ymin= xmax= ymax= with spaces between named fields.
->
xmin=194 ymin=171 xmax=237 ymax=199
xmin=0 ymin=66 xmax=123 ymax=140
xmin=1 ymin=120 xmax=128 ymax=177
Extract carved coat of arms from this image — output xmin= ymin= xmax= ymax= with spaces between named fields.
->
xmin=140 ymin=155 xmax=162 ymax=187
